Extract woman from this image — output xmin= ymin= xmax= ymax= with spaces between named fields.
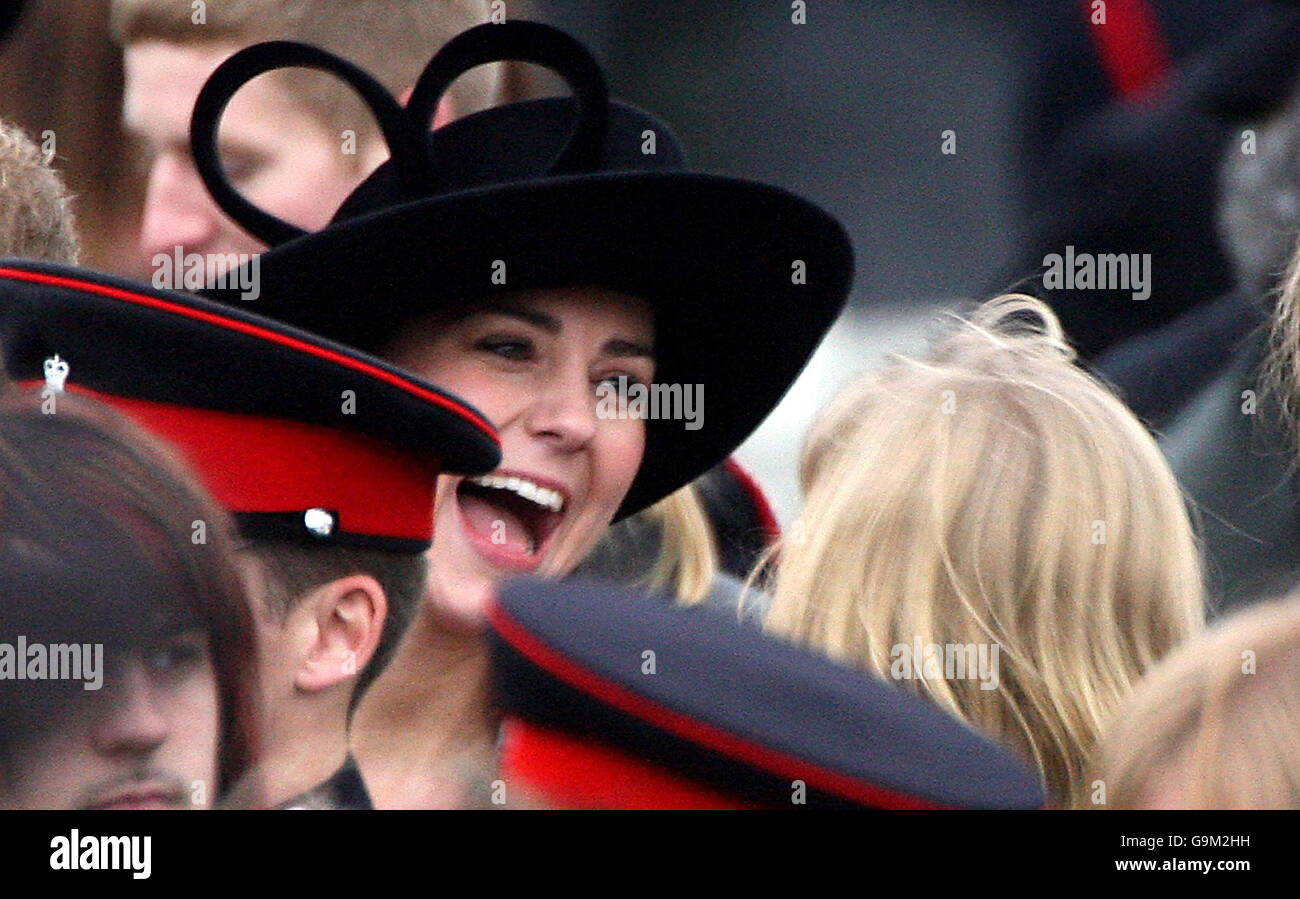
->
xmin=188 ymin=22 xmax=854 ymax=805
xmin=0 ymin=390 xmax=260 ymax=809
xmin=759 ymin=295 xmax=1205 ymax=808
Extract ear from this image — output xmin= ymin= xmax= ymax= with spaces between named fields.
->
xmin=295 ymin=575 xmax=388 ymax=694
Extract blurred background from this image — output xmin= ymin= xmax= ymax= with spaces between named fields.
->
xmin=0 ymin=0 xmax=1287 ymax=520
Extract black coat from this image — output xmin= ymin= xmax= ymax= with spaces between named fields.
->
xmin=1149 ymin=328 xmax=1300 ymax=611
xmin=277 ymin=755 xmax=373 ymax=810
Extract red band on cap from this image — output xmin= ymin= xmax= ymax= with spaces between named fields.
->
xmin=499 ymin=718 xmax=751 ymax=810
xmin=489 ymin=600 xmax=945 ymax=809
xmin=1082 ymin=0 xmax=1169 ymax=99
xmin=26 ymin=383 xmax=439 ymax=543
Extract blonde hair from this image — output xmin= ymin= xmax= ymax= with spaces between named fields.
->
xmin=760 ymin=294 xmax=1205 ymax=808
xmin=0 ymin=119 xmax=80 ymax=263
xmin=642 ymin=484 xmax=718 ymax=606
xmin=1092 ymin=594 xmax=1300 ymax=809
xmin=1265 ymin=232 xmax=1300 ymax=455
xmin=111 ymin=0 xmax=501 ymax=148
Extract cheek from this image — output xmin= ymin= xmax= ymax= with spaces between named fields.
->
xmin=429 ymin=371 xmax=536 ymax=441
xmin=590 ymin=422 xmax=646 ymax=514
xmin=246 ymin=142 xmax=359 ymax=230
xmin=1 ymin=726 xmax=85 ymax=808
xmin=179 ymin=667 xmax=222 ymax=801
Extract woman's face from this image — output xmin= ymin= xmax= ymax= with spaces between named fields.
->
xmin=389 ymin=287 xmax=655 ymax=627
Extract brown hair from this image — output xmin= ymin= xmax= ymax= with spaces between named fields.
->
xmin=0 ymin=118 xmax=80 ymax=263
xmin=1092 ymin=594 xmax=1300 ymax=809
xmin=111 ymin=0 xmax=501 ymax=151
xmin=0 ymin=388 xmax=259 ymax=796
xmin=245 ymin=541 xmax=426 ymax=714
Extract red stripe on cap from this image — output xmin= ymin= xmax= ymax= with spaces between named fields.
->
xmin=27 ymin=383 xmax=440 ymax=543
xmin=0 ymin=266 xmax=499 ymax=448
xmin=488 ymin=600 xmax=945 ymax=809
xmin=1082 ymin=0 xmax=1170 ymax=99
xmin=499 ymin=718 xmax=752 ymax=810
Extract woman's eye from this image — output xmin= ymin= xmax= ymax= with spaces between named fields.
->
xmin=474 ymin=337 xmax=534 ymax=361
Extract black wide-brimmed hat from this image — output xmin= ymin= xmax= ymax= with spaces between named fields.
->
xmin=489 ymin=578 xmax=1046 ymax=809
xmin=0 ymin=260 xmax=499 ymax=552
xmin=194 ymin=22 xmax=854 ymax=519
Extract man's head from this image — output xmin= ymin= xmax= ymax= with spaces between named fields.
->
xmin=240 ymin=541 xmax=426 ymax=722
xmin=0 ymin=392 xmax=258 ymax=809
xmin=0 ymin=118 xmax=79 ymax=263
xmin=113 ymin=0 xmax=498 ymax=266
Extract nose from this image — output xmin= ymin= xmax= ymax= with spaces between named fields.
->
xmin=90 ymin=657 xmax=169 ymax=758
xmin=525 ymin=363 xmax=598 ymax=452
xmin=138 ymin=151 xmax=218 ymax=264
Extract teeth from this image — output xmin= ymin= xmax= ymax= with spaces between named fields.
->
xmin=467 ymin=475 xmax=565 ymax=512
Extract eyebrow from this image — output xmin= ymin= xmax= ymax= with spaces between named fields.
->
xmin=477 ymin=302 xmax=559 ymax=333
xmin=474 ymin=301 xmax=656 ymax=360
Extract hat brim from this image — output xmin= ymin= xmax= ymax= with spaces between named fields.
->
xmin=205 ymin=171 xmax=853 ymax=518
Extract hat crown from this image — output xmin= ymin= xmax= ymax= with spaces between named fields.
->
xmin=332 ymin=97 xmax=686 ymax=225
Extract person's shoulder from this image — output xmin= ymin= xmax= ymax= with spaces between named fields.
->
xmin=694 ymin=572 xmax=769 ymax=628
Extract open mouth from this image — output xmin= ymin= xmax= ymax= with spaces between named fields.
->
xmin=456 ymin=472 xmax=567 ymax=570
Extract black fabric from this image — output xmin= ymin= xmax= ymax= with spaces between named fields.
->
xmin=490 ymin=578 xmax=1045 ymax=809
xmin=998 ymin=4 xmax=1300 ymax=361
xmin=277 ymin=755 xmax=373 ymax=810
xmin=694 ymin=464 xmax=775 ymax=580
xmin=1096 ymin=288 xmax=1265 ymax=428
xmin=0 ymin=0 xmax=25 ymax=42
xmin=193 ymin=23 xmax=853 ymax=520
xmin=1159 ymin=330 xmax=1300 ymax=612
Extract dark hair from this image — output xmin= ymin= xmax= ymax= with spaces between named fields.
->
xmin=0 ymin=389 xmax=260 ymax=796
xmin=245 ymin=541 xmax=426 ymax=715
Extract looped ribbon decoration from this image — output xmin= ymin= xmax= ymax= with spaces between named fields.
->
xmin=190 ymin=21 xmax=611 ymax=248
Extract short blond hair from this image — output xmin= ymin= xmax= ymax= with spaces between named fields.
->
xmin=1092 ymin=594 xmax=1300 ymax=809
xmin=0 ymin=119 xmax=79 ymax=263
xmin=760 ymin=295 xmax=1206 ymax=808
xmin=111 ymin=0 xmax=500 ymax=147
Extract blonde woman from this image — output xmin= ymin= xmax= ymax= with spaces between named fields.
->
xmin=760 ymin=295 xmax=1205 ymax=808
xmin=1092 ymin=594 xmax=1300 ymax=809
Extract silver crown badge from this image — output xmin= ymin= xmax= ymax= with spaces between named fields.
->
xmin=43 ymin=354 xmax=69 ymax=392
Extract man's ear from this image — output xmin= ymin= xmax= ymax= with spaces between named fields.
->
xmin=295 ymin=575 xmax=388 ymax=694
